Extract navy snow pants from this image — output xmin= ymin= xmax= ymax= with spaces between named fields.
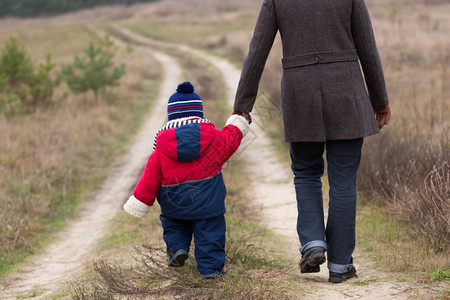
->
xmin=160 ymin=214 xmax=226 ymax=275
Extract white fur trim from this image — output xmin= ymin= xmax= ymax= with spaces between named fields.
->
xmin=226 ymin=115 xmax=250 ymax=136
xmin=123 ymin=196 xmax=150 ymax=218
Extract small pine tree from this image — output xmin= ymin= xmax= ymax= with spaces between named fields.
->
xmin=0 ymin=37 xmax=33 ymax=88
xmin=0 ymin=37 xmax=33 ymax=113
xmin=0 ymin=37 xmax=60 ymax=114
xmin=27 ymin=54 xmax=61 ymax=112
xmin=61 ymin=36 xmax=126 ymax=103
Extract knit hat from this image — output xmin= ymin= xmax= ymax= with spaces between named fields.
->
xmin=167 ymin=82 xmax=204 ymax=121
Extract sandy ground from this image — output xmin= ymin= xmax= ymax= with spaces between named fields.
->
xmin=0 ymin=26 xmax=444 ymax=300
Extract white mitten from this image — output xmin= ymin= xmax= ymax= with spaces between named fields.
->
xmin=123 ymin=196 xmax=149 ymax=218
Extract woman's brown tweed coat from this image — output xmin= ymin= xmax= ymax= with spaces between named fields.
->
xmin=234 ymin=0 xmax=390 ymax=142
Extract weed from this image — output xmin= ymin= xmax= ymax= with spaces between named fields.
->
xmin=351 ymin=278 xmax=378 ymax=286
xmin=16 ymin=286 xmax=44 ymax=299
xmin=427 ymin=266 xmax=450 ymax=281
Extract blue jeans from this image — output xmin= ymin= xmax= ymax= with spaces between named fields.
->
xmin=289 ymin=138 xmax=363 ymax=273
xmin=160 ymin=214 xmax=226 ymax=275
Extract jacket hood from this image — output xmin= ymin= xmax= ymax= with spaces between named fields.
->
xmin=157 ymin=122 xmax=216 ymax=162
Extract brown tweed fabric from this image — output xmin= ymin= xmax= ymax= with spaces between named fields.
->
xmin=234 ymin=0 xmax=389 ymax=142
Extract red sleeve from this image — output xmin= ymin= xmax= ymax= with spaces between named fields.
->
xmin=217 ymin=115 xmax=250 ymax=163
xmin=133 ymin=148 xmax=163 ymax=206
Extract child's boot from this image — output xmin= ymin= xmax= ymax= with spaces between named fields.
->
xmin=168 ymin=249 xmax=189 ymax=267
xmin=203 ymin=270 xmax=226 ymax=279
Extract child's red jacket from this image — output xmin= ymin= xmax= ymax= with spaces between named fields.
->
xmin=123 ymin=115 xmax=249 ymax=219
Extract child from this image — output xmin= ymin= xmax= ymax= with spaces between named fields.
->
xmin=123 ymin=81 xmax=249 ymax=279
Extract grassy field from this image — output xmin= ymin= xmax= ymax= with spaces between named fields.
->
xmin=0 ymin=0 xmax=448 ymax=298
xmin=0 ymin=22 xmax=161 ymax=278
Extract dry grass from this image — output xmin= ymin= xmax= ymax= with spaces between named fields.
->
xmin=116 ymin=0 xmax=260 ymax=45
xmin=73 ymin=238 xmax=289 ymax=299
xmin=358 ymin=132 xmax=449 ymax=249
xmin=0 ymin=24 xmax=161 ymax=276
xmin=356 ymin=1 xmax=450 ymax=254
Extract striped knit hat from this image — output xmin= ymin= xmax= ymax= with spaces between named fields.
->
xmin=167 ymin=82 xmax=203 ymax=121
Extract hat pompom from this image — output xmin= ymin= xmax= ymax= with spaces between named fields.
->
xmin=177 ymin=82 xmax=195 ymax=94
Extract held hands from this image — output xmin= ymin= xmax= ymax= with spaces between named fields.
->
xmin=373 ymin=104 xmax=391 ymax=129
xmin=232 ymin=110 xmax=252 ymax=124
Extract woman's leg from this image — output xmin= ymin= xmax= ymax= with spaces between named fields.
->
xmin=325 ymin=138 xmax=363 ymax=274
xmin=290 ymin=142 xmax=328 ymax=253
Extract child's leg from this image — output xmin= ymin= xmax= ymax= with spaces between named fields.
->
xmin=192 ymin=215 xmax=226 ymax=275
xmin=160 ymin=215 xmax=193 ymax=254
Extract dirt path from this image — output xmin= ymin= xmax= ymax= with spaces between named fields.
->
xmin=0 ymin=38 xmax=182 ymax=300
xmin=111 ymin=29 xmax=429 ymax=299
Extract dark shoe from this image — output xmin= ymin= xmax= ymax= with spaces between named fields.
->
xmin=329 ymin=266 xmax=357 ymax=283
xmin=203 ymin=271 xmax=226 ymax=279
xmin=168 ymin=249 xmax=189 ymax=267
xmin=299 ymin=246 xmax=326 ymax=273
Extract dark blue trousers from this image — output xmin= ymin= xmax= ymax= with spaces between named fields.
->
xmin=160 ymin=214 xmax=226 ymax=275
xmin=290 ymin=138 xmax=363 ymax=273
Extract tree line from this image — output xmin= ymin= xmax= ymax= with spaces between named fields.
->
xmin=0 ymin=0 xmax=158 ymax=18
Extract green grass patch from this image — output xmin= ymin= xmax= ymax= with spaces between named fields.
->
xmin=0 ymin=24 xmax=100 ymax=61
xmin=16 ymin=287 xmax=45 ymax=299
xmin=121 ymin=22 xmax=249 ymax=44
xmin=427 ymin=265 xmax=450 ymax=281
xmin=356 ymin=202 xmax=449 ymax=279
xmin=350 ymin=277 xmax=378 ymax=286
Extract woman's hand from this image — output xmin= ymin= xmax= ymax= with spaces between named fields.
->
xmin=232 ymin=110 xmax=252 ymax=124
xmin=373 ymin=104 xmax=391 ymax=129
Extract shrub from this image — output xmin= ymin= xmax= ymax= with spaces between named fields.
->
xmin=61 ymin=35 xmax=126 ymax=103
xmin=0 ymin=37 xmax=33 ymax=87
xmin=358 ymin=130 xmax=450 ymax=250
xmin=0 ymin=37 xmax=33 ymax=113
xmin=26 ymin=54 xmax=61 ymax=112
xmin=0 ymin=37 xmax=60 ymax=114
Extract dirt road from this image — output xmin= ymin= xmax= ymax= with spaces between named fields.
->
xmin=0 ymin=27 xmax=435 ymax=299
xmin=113 ymin=28 xmax=425 ymax=299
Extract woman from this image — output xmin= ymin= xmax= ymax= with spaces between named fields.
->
xmin=233 ymin=0 xmax=391 ymax=283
